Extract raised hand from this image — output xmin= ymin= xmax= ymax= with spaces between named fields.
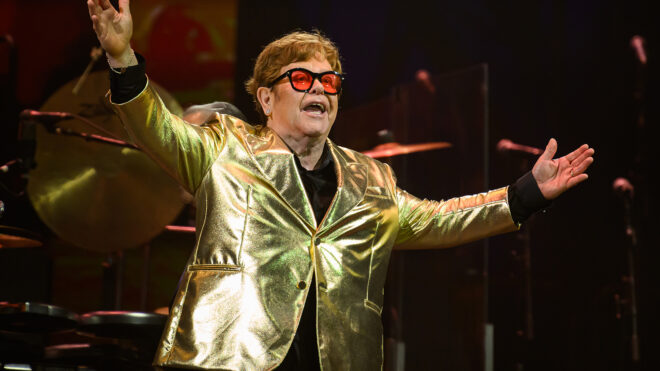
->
xmin=87 ymin=0 xmax=133 ymax=63
xmin=532 ymin=138 xmax=595 ymax=200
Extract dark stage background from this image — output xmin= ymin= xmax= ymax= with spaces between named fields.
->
xmin=1 ymin=0 xmax=659 ymax=370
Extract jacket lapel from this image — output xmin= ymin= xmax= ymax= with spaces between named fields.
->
xmin=246 ymin=127 xmax=316 ymax=229
xmin=319 ymin=140 xmax=368 ymax=230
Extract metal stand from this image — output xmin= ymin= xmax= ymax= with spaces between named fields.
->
xmin=613 ymin=178 xmax=640 ymax=368
xmin=102 ymin=251 xmax=125 ymax=310
xmin=100 ymin=244 xmax=152 ymax=311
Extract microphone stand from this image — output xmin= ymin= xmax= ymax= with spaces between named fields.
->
xmin=622 ymin=189 xmax=640 ymax=365
xmin=613 ymin=35 xmax=649 ymax=369
xmin=50 ymin=127 xmax=137 ymax=150
xmin=513 ymin=157 xmax=535 ymax=371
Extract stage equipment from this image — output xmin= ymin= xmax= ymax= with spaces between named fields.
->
xmin=0 ymin=302 xmax=79 ymax=333
xmin=0 ymin=225 xmax=42 ymax=249
xmin=613 ymin=177 xmax=640 ymax=363
xmin=25 ymin=71 xmax=186 ymax=253
xmin=495 ymin=138 xmax=539 ymax=361
xmin=630 ymin=35 xmax=647 ymax=66
xmin=496 ymin=138 xmax=542 ymax=158
xmin=77 ymin=311 xmax=167 ymax=340
xmin=362 ymin=141 xmax=452 ymax=159
xmin=164 ymin=225 xmax=196 ymax=233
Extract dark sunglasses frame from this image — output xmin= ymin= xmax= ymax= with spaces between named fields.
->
xmin=268 ymin=68 xmax=344 ymax=95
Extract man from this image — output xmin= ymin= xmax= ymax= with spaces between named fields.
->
xmin=87 ymin=0 xmax=594 ymax=369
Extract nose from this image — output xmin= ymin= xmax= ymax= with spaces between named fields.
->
xmin=308 ymin=77 xmax=325 ymax=95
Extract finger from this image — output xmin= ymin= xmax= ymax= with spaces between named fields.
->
xmin=572 ymin=156 xmax=594 ymax=175
xmin=566 ymin=173 xmax=589 ymax=189
xmin=540 ymin=138 xmax=557 ymax=161
xmin=88 ymin=0 xmax=102 ymax=17
xmin=91 ymin=15 xmax=105 ymax=35
xmin=564 ymin=144 xmax=589 ymax=163
xmin=570 ymin=147 xmax=595 ymax=169
xmin=118 ymin=0 xmax=131 ymax=15
xmin=99 ymin=0 xmax=115 ymax=12
xmin=87 ymin=0 xmax=95 ymax=18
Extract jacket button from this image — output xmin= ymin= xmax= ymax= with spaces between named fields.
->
xmin=297 ymin=281 xmax=307 ymax=290
xmin=314 ymin=237 xmax=321 ymax=246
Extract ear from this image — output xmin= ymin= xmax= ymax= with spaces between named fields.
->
xmin=256 ymin=86 xmax=274 ymax=116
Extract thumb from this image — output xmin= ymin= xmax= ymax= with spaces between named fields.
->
xmin=540 ymin=138 xmax=557 ymax=161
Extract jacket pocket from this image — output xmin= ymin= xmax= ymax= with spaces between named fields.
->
xmin=365 ymin=186 xmax=390 ymax=200
xmin=188 ymin=264 xmax=242 ymax=272
xmin=364 ymin=299 xmax=383 ymax=315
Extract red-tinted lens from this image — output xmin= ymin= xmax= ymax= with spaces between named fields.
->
xmin=320 ymin=73 xmax=341 ymax=94
xmin=290 ymin=70 xmax=313 ymax=90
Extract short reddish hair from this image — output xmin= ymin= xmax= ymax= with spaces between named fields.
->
xmin=245 ymin=30 xmax=342 ymax=122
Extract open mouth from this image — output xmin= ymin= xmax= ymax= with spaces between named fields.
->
xmin=302 ymin=102 xmax=327 ymax=114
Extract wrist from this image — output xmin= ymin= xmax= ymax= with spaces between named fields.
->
xmin=107 ymin=48 xmax=137 ymax=68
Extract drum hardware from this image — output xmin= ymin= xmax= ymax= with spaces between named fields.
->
xmin=0 ymin=302 xmax=79 ymax=333
xmin=0 ymin=226 xmax=42 ymax=249
xmin=37 ymin=311 xmax=167 ymax=370
xmin=77 ymin=311 xmax=167 ymax=341
xmin=0 ymin=50 xmax=187 ymax=370
xmin=72 ymin=47 xmax=104 ymax=95
xmin=27 ymin=70 xmax=186 ymax=253
xmin=43 ymin=342 xmax=149 ymax=371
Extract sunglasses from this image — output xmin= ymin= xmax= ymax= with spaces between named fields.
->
xmin=268 ymin=68 xmax=344 ymax=95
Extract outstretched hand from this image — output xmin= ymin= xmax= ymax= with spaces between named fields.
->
xmin=87 ymin=0 xmax=133 ymax=62
xmin=532 ymin=138 xmax=595 ymax=200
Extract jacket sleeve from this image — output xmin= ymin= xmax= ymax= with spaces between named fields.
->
xmin=394 ymin=186 xmax=519 ymax=250
xmin=111 ymin=81 xmax=227 ymax=194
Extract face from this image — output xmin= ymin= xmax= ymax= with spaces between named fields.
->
xmin=258 ymin=57 xmax=340 ymax=143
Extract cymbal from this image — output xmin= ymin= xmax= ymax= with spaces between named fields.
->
xmin=78 ymin=311 xmax=167 ymax=340
xmin=0 ymin=226 xmax=42 ymax=249
xmin=27 ymin=70 xmax=186 ymax=252
xmin=0 ymin=302 xmax=79 ymax=333
xmin=362 ymin=141 xmax=452 ymax=159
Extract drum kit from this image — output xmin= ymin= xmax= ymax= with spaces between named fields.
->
xmin=0 ymin=56 xmax=452 ymax=369
xmin=0 ymin=66 xmax=184 ymax=369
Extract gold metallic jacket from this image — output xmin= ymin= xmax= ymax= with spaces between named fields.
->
xmin=112 ymin=82 xmax=518 ymax=370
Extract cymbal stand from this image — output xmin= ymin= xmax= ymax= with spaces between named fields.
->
xmin=102 ymin=251 xmax=125 ymax=310
xmin=100 ymin=244 xmax=152 ymax=311
xmin=140 ymin=244 xmax=151 ymax=311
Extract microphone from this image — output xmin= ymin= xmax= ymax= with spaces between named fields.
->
xmin=612 ymin=177 xmax=634 ymax=200
xmin=20 ymin=109 xmax=74 ymax=122
xmin=19 ymin=110 xmax=74 ymax=136
xmin=496 ymin=139 xmax=543 ymax=158
xmin=17 ymin=109 xmax=73 ymax=171
xmin=0 ymin=34 xmax=14 ymax=45
xmin=630 ymin=35 xmax=647 ymax=65
xmin=415 ymin=69 xmax=436 ymax=94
